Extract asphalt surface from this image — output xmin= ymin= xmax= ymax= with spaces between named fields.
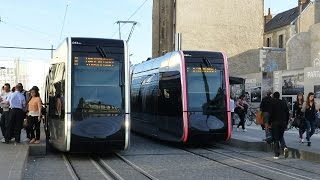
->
xmin=23 ymin=133 xmax=320 ymax=180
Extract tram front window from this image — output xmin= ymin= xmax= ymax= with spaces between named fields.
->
xmin=72 ymin=56 xmax=124 ymax=115
xmin=186 ymin=59 xmax=226 ymax=113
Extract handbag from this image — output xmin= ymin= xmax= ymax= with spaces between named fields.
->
xmin=255 ymin=111 xmax=263 ymax=125
xmin=292 ymin=116 xmax=303 ymax=128
xmin=233 ymin=113 xmax=240 ymax=125
xmin=265 ymin=127 xmax=273 ymax=144
xmin=23 ymin=118 xmax=28 ymax=129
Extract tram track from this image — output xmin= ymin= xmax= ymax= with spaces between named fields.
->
xmin=61 ymin=154 xmax=80 ymax=180
xmin=62 ymin=153 xmax=159 ymax=180
xmin=180 ymin=148 xmax=272 ymax=180
xmin=213 ymin=144 xmax=320 ymax=176
xmin=180 ymin=147 xmax=317 ymax=180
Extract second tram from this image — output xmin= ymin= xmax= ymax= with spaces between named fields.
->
xmin=131 ymin=51 xmax=231 ymax=143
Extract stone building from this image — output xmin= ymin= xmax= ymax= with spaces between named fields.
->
xmin=264 ymin=0 xmax=314 ymax=49
xmin=152 ymin=0 xmax=264 ymax=59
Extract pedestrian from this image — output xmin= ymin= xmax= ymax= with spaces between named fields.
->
xmin=301 ymin=92 xmax=319 ymax=146
xmin=230 ymin=96 xmax=235 ymax=126
xmin=269 ymin=92 xmax=289 ymax=159
xmin=0 ymin=83 xmax=11 ymax=142
xmin=260 ymin=91 xmax=273 ymax=132
xmin=27 ymin=86 xmax=42 ymax=144
xmin=292 ymin=92 xmax=305 ymax=143
xmin=235 ymin=94 xmax=248 ymax=132
xmin=17 ymin=83 xmax=31 ymax=140
xmin=3 ymin=84 xmax=26 ymax=143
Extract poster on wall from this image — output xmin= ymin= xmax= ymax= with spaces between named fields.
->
xmin=250 ymin=87 xmax=261 ymax=102
xmin=282 ymin=73 xmax=304 ymax=95
xmin=282 ymin=96 xmax=293 ymax=112
xmin=230 ymin=84 xmax=244 ymax=99
xmin=314 ymin=85 xmax=320 ymax=99
xmin=262 ymin=72 xmax=273 ymax=97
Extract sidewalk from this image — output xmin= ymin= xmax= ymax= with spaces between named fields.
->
xmin=0 ymin=126 xmax=46 ymax=180
xmin=0 ymin=131 xmax=29 ymax=180
xmin=228 ymin=124 xmax=320 ymax=163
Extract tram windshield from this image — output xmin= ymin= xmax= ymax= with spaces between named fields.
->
xmin=72 ymin=55 xmax=124 ymax=114
xmin=186 ymin=58 xmax=226 ymax=112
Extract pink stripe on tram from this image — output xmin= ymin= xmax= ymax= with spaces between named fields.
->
xmin=180 ymin=51 xmax=189 ymax=143
xmin=223 ymin=52 xmax=231 ymax=141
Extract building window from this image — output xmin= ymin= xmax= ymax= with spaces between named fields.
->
xmin=267 ymin=38 xmax=271 ymax=47
xmin=278 ymin=34 xmax=284 ymax=48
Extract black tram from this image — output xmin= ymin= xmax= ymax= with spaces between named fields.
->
xmin=130 ymin=51 xmax=231 ymax=143
xmin=44 ymin=38 xmax=130 ymax=152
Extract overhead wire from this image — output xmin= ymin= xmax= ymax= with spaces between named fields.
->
xmin=0 ymin=17 xmax=55 ymax=44
xmin=110 ymin=0 xmax=149 ymax=38
xmin=60 ymin=3 xmax=69 ymax=40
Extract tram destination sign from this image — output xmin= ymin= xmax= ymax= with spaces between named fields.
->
xmin=73 ymin=57 xmax=114 ymax=67
xmin=188 ymin=67 xmax=217 ymax=73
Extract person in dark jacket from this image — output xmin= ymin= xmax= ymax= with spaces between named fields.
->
xmin=269 ymin=92 xmax=289 ymax=159
xmin=260 ymin=91 xmax=273 ymax=131
xmin=235 ymin=94 xmax=248 ymax=132
xmin=292 ymin=92 xmax=305 ymax=143
xmin=301 ymin=92 xmax=319 ymax=146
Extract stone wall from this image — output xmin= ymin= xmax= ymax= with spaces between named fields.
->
xmin=286 ymin=32 xmax=311 ymax=70
xmin=264 ymin=26 xmax=291 ymax=48
xmin=298 ymin=2 xmax=315 ymax=33
xmin=152 ymin=0 xmax=264 ymax=58
xmin=228 ymin=48 xmax=286 ymax=76
xmin=310 ymin=23 xmax=320 ymax=66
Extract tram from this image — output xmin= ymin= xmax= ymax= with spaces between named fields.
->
xmin=44 ymin=38 xmax=130 ymax=152
xmin=130 ymin=51 xmax=231 ymax=143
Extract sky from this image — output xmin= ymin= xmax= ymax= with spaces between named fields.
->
xmin=0 ymin=0 xmax=301 ymax=65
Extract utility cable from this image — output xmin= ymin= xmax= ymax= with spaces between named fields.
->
xmin=110 ymin=0 xmax=148 ymax=38
xmin=60 ymin=3 xmax=69 ymax=40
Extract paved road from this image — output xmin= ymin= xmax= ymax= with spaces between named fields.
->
xmin=24 ymin=133 xmax=320 ymax=180
xmin=234 ymin=124 xmax=320 ymax=154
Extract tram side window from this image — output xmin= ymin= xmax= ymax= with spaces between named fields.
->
xmin=48 ymin=63 xmax=65 ymax=120
xmin=159 ymin=71 xmax=182 ymax=116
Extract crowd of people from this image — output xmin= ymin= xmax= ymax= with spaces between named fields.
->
xmin=232 ymin=90 xmax=319 ymax=159
xmin=245 ymin=91 xmax=318 ymax=159
xmin=0 ymin=83 xmax=43 ymax=144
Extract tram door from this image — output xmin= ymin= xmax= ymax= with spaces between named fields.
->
xmin=140 ymin=74 xmax=159 ymax=136
xmin=158 ymin=71 xmax=183 ymax=141
xmin=46 ymin=63 xmax=66 ymax=150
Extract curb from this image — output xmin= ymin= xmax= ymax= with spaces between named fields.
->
xmin=29 ymin=143 xmax=46 ymax=156
xmin=8 ymin=145 xmax=29 ymax=180
xmin=226 ymin=137 xmax=320 ymax=163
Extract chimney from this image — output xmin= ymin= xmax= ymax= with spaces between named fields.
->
xmin=264 ymin=8 xmax=273 ymax=24
xmin=298 ymin=0 xmax=310 ymax=7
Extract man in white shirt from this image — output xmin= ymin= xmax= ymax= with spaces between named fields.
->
xmin=230 ymin=96 xmax=235 ymax=126
xmin=0 ymin=83 xmax=11 ymax=142
xmin=3 ymin=84 xmax=26 ymax=144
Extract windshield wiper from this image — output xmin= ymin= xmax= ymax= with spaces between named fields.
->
xmin=202 ymin=57 xmax=213 ymax=67
xmin=96 ymin=46 xmax=107 ymax=58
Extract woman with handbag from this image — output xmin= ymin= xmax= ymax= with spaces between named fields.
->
xmin=301 ymin=92 xmax=319 ymax=146
xmin=236 ymin=94 xmax=248 ymax=132
xmin=292 ymin=93 xmax=305 ymax=143
xmin=26 ymin=86 xmax=42 ymax=144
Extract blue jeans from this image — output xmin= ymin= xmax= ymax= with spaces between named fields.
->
xmin=305 ymin=120 xmax=315 ymax=142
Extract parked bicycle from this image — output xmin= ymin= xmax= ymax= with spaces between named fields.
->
xmin=245 ymin=105 xmax=259 ymax=126
xmin=233 ymin=105 xmax=258 ymax=126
